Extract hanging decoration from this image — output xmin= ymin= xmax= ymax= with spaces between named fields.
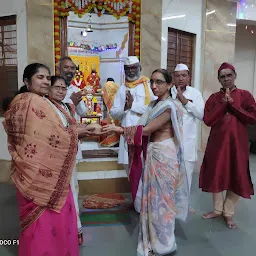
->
xmin=54 ymin=0 xmax=141 ymax=72
xmin=68 ymin=41 xmax=118 ymax=52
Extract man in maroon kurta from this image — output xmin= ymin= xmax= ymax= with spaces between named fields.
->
xmin=200 ymin=62 xmax=256 ymax=229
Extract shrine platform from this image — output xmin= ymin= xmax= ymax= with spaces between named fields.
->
xmin=78 ymin=141 xmax=130 ymax=196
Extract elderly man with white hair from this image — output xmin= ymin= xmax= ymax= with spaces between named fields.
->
xmin=110 ymin=56 xmax=156 ymax=205
xmin=171 ymin=63 xmax=205 ymax=214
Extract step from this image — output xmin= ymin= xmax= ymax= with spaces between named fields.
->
xmin=78 ymin=178 xmax=130 ymax=195
xmin=81 ymin=141 xmax=119 ymax=158
xmin=77 ymin=169 xmax=127 ymax=180
xmin=77 ymin=160 xmax=124 ymax=172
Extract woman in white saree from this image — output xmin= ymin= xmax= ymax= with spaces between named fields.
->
xmin=102 ymin=69 xmax=189 ymax=256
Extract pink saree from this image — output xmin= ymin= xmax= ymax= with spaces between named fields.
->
xmin=3 ymin=93 xmax=79 ymax=256
xmin=17 ymin=188 xmax=79 ymax=256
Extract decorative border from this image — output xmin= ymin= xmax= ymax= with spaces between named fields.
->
xmin=53 ymin=0 xmax=141 ymax=72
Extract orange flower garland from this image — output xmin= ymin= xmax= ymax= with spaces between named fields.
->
xmin=54 ymin=0 xmax=141 ymax=72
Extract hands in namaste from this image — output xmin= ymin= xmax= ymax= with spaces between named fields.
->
xmin=176 ymin=86 xmax=189 ymax=105
xmin=223 ymin=88 xmax=233 ymax=103
xmin=124 ymin=90 xmax=134 ymax=111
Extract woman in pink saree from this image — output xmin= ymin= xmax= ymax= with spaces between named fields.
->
xmin=102 ymin=69 xmax=189 ymax=256
xmin=3 ymin=64 xmax=92 ymax=256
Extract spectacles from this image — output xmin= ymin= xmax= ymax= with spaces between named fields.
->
xmin=150 ymin=79 xmax=166 ymax=86
xmin=52 ymin=86 xmax=67 ymax=92
xmin=124 ymin=66 xmax=139 ymax=72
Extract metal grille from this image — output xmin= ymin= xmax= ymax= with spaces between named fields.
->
xmin=0 ymin=15 xmax=18 ymax=116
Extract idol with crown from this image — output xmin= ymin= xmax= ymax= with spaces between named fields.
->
xmin=71 ymin=67 xmax=86 ymax=89
xmin=83 ymin=84 xmax=102 ymax=119
xmin=86 ymin=69 xmax=101 ymax=93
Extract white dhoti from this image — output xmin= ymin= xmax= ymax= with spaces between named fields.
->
xmin=70 ymin=141 xmax=83 ymax=235
xmin=118 ymin=135 xmax=129 ymax=175
xmin=70 ymin=163 xmax=82 ymax=234
xmin=184 ymin=160 xmax=195 ymax=193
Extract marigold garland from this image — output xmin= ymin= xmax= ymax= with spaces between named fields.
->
xmin=54 ymin=0 xmax=141 ymax=73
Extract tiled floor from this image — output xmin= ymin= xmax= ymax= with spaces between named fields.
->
xmin=0 ymin=155 xmax=256 ymax=256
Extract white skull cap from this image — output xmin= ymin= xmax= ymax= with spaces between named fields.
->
xmin=124 ymin=56 xmax=139 ymax=66
xmin=174 ymin=63 xmax=189 ymax=72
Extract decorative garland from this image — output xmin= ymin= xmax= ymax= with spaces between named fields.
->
xmin=68 ymin=41 xmax=118 ymax=52
xmin=54 ymin=0 xmax=141 ymax=72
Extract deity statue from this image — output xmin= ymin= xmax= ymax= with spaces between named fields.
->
xmin=83 ymin=84 xmax=102 ymax=118
xmin=71 ymin=68 xmax=86 ymax=89
xmin=86 ymin=69 xmax=101 ymax=93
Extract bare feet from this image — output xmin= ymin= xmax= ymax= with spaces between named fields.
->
xmin=78 ymin=233 xmax=83 ymax=245
xmin=223 ymin=215 xmax=237 ymax=229
xmin=202 ymin=211 xmax=222 ymax=219
xmin=190 ymin=207 xmax=195 ymax=215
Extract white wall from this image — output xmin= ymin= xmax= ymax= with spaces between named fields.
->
xmin=161 ymin=0 xmax=204 ymax=92
xmin=0 ymin=0 xmax=28 ymax=160
xmin=234 ymin=22 xmax=256 ymax=97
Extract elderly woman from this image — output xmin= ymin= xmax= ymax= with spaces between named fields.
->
xmin=3 ymin=64 xmax=92 ymax=255
xmin=102 ymin=69 xmax=189 ymax=256
xmin=48 ymin=75 xmax=93 ymax=245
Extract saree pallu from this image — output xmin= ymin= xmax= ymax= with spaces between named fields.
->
xmin=18 ymin=188 xmax=79 ymax=256
xmin=3 ymin=93 xmax=78 ymax=213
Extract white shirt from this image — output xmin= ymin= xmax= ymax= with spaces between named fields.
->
xmin=63 ymin=84 xmax=88 ymax=160
xmin=63 ymin=84 xmax=87 ymax=121
xmin=110 ymin=81 xmax=157 ymax=127
xmin=171 ymin=86 xmax=205 ymax=161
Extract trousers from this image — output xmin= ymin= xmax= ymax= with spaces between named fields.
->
xmin=213 ymin=191 xmax=240 ymax=216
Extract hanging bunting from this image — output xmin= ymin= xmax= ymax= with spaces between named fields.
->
xmin=68 ymin=41 xmax=118 ymax=52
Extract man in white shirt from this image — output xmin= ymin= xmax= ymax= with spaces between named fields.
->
xmin=110 ymin=56 xmax=156 ymax=175
xmin=59 ymin=56 xmax=87 ymax=244
xmin=59 ymin=56 xmax=87 ymax=120
xmin=171 ymin=63 xmax=205 ymax=214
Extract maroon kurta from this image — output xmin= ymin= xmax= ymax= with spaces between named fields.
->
xmin=199 ymin=88 xmax=256 ymax=198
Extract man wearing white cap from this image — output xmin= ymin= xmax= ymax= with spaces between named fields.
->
xmin=171 ymin=63 xmax=205 ymax=214
xmin=111 ymin=56 xmax=156 ymax=177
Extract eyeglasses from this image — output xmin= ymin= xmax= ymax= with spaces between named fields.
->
xmin=124 ymin=66 xmax=139 ymax=72
xmin=150 ymin=79 xmax=166 ymax=86
xmin=52 ymin=86 xmax=67 ymax=92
